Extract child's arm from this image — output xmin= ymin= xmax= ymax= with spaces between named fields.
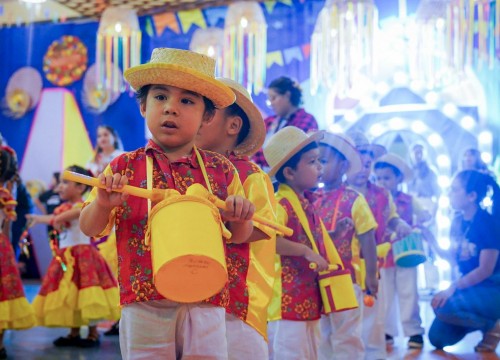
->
xmin=223 ymin=195 xmax=254 ymax=244
xmin=26 ymin=207 xmax=80 ymax=229
xmin=388 ymin=217 xmax=412 ymax=240
xmin=328 ymin=217 xmax=354 ymax=239
xmin=80 ymin=173 xmax=129 ymax=237
xmin=276 ymin=236 xmax=329 ymax=272
xmin=357 ymin=229 xmax=379 ymax=296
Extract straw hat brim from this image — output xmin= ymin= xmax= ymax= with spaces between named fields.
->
xmin=268 ymin=131 xmax=324 ymax=177
xmin=375 ymin=154 xmax=413 ymax=182
xmin=231 ymin=88 xmax=266 ymax=157
xmin=124 ymin=63 xmax=235 ymax=109
xmin=319 ymin=134 xmax=362 ymax=177
xmin=357 ymin=144 xmax=387 ymax=159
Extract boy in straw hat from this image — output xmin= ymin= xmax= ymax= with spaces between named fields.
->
xmin=314 ymin=132 xmax=378 ymax=360
xmin=80 ymin=48 xmax=256 ymax=359
xmin=263 ymin=126 xmax=347 ymax=360
xmin=346 ymin=131 xmax=412 ymax=360
xmin=196 ymin=77 xmax=276 ymax=359
xmin=374 ymin=153 xmax=430 ymax=349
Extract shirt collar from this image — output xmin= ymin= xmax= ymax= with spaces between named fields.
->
xmin=144 ymin=139 xmax=200 ymax=168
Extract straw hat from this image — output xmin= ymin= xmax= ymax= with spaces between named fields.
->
xmin=319 ymin=132 xmax=362 ymax=176
xmin=124 ymin=48 xmax=235 ymax=109
xmin=347 ymin=130 xmax=387 ymax=159
xmin=264 ymin=127 xmax=324 ymax=177
xmin=216 ymin=77 xmax=266 ymax=157
xmin=375 ymin=153 xmax=413 ymax=181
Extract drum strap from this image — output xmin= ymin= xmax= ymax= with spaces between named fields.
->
xmin=276 ymin=184 xmax=344 ymax=269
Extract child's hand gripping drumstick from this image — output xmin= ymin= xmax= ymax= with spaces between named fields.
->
xmin=63 ymin=171 xmax=293 ymax=237
xmin=309 ymin=263 xmax=340 ymax=271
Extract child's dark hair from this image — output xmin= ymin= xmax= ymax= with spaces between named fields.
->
xmin=66 ymin=165 xmax=93 ymax=193
xmin=268 ymin=77 xmax=302 ymax=107
xmin=224 ymin=103 xmax=250 ymax=145
xmin=0 ymin=147 xmax=19 ymax=184
xmin=136 ymin=85 xmax=216 ymax=119
xmin=455 ymin=170 xmax=500 ymax=216
xmin=374 ymin=161 xmax=402 ymax=178
xmin=275 ymin=142 xmax=318 ymax=184
xmin=97 ymin=125 xmax=120 ymax=152
xmin=53 ymin=172 xmax=61 ymax=183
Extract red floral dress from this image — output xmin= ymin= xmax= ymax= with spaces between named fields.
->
xmin=0 ymin=188 xmax=35 ymax=330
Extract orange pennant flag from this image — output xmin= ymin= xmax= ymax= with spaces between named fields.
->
xmin=153 ymin=12 xmax=180 ymax=36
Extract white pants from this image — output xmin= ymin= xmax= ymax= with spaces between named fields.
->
xmin=226 ymin=313 xmax=268 ymax=360
xmin=268 ymin=319 xmax=320 ymax=360
xmin=120 ymin=300 xmax=228 ymax=360
xmin=362 ymin=275 xmax=387 ymax=360
xmin=382 ymin=267 xmax=424 ymax=337
xmin=319 ymin=285 xmax=364 ymax=360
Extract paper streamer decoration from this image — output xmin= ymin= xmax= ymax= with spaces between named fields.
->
xmin=223 ymin=2 xmax=267 ymax=94
xmin=189 ymin=27 xmax=224 ymax=76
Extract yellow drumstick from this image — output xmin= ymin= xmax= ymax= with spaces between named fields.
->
xmin=309 ymin=263 xmax=340 ymax=271
xmin=63 ymin=171 xmax=293 ymax=237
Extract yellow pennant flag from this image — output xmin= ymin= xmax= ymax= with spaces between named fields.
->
xmin=178 ymin=9 xmax=206 ymax=33
xmin=153 ymin=13 xmax=180 ymax=35
xmin=278 ymin=0 xmax=293 ymax=6
xmin=266 ymin=51 xmax=284 ymax=68
xmin=264 ymin=1 xmax=277 ymax=13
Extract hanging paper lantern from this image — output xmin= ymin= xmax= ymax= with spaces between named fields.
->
xmin=310 ymin=0 xmax=377 ymax=97
xmin=96 ymin=6 xmax=141 ymax=94
xmin=190 ymin=27 xmax=224 ymax=77
xmin=223 ymin=1 xmax=267 ymax=94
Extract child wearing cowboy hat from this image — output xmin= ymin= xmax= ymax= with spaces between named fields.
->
xmin=196 ymin=77 xmax=277 ymax=359
xmin=346 ymin=131 xmax=412 ymax=360
xmin=374 ymin=153 xmax=430 ymax=349
xmin=314 ymin=132 xmax=378 ymax=360
xmin=80 ymin=48 xmax=255 ymax=360
xmin=263 ymin=126 xmax=347 ymax=360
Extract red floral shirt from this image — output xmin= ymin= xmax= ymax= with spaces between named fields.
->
xmin=315 ymin=185 xmax=376 ymax=282
xmin=384 ymin=191 xmax=413 ymax=267
xmin=278 ymin=192 xmax=325 ymax=321
xmin=85 ymin=140 xmax=244 ymax=307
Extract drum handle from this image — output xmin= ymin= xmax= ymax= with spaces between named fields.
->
xmin=63 ymin=171 xmax=163 ymax=201
xmin=309 ymin=263 xmax=340 ymax=271
xmin=205 ymin=192 xmax=293 ymax=237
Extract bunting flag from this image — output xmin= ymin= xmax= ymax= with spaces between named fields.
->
xmin=283 ymin=46 xmax=303 ymax=64
xmin=144 ymin=17 xmax=154 ymax=37
xmin=204 ymin=7 xmax=227 ymax=27
xmin=302 ymin=43 xmax=311 ymax=59
xmin=264 ymin=0 xmax=293 ymax=13
xmin=266 ymin=50 xmax=284 ymax=68
xmin=178 ymin=9 xmax=206 ymax=33
xmin=153 ymin=12 xmax=180 ymax=36
xmin=20 ymin=89 xmax=93 ymax=186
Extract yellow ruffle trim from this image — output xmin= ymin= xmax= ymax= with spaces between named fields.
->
xmin=33 ymin=247 xmax=120 ymax=327
xmin=0 ymin=296 xmax=35 ymax=330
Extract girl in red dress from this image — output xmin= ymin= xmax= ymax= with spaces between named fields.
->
xmin=27 ymin=165 xmax=119 ymax=348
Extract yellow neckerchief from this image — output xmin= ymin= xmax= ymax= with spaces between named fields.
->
xmin=275 ymin=184 xmax=344 ymax=268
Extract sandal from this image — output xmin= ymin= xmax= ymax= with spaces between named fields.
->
xmin=53 ymin=335 xmax=81 ymax=347
xmin=78 ymin=334 xmax=100 ymax=348
xmin=475 ymin=320 xmax=500 ymax=353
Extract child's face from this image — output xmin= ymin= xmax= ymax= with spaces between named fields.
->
xmin=196 ymin=108 xmax=227 ymax=152
xmin=141 ymin=85 xmax=209 ymax=153
xmin=347 ymin=152 xmax=372 ymax=187
xmin=289 ymin=148 xmax=323 ymax=190
xmin=375 ymin=167 xmax=399 ymax=192
xmin=319 ymin=145 xmax=348 ymax=184
xmin=57 ymin=180 xmax=83 ymax=201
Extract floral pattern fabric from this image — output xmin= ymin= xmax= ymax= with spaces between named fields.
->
xmin=0 ymin=234 xmax=27 ymax=301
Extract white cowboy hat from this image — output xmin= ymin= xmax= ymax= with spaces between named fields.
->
xmin=319 ymin=132 xmax=362 ymax=176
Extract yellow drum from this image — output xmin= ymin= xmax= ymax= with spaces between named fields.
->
xmin=149 ymin=194 xmax=229 ymax=303
xmin=392 ymin=232 xmax=426 ymax=268
xmin=318 ymin=268 xmax=358 ymax=313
